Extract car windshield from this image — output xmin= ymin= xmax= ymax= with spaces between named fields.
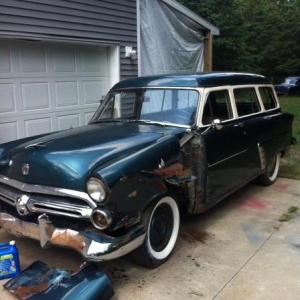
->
xmin=284 ymin=78 xmax=297 ymax=85
xmin=90 ymin=89 xmax=199 ymax=127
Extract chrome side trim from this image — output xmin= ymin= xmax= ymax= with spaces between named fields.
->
xmin=208 ymin=149 xmax=249 ymax=168
xmin=0 ymin=175 xmax=97 ymax=209
xmin=0 ymin=210 xmax=146 ymax=261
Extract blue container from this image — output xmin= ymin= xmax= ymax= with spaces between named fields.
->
xmin=0 ymin=241 xmax=21 ymax=280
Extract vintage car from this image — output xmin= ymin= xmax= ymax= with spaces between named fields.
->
xmin=0 ymin=72 xmax=295 ymax=268
xmin=274 ymin=76 xmax=300 ymax=96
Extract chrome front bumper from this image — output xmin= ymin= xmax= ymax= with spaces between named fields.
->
xmin=0 ymin=208 xmax=146 ymax=261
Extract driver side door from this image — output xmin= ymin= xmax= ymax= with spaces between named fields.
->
xmin=200 ymin=88 xmax=250 ymax=203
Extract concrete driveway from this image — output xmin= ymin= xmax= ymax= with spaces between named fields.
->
xmin=1 ymin=177 xmax=300 ymax=299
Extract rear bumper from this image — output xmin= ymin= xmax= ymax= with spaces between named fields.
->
xmin=0 ymin=208 xmax=146 ymax=261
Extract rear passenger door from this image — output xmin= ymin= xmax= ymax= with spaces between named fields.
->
xmin=232 ymin=87 xmax=266 ymax=178
xmin=201 ymin=88 xmax=252 ymax=202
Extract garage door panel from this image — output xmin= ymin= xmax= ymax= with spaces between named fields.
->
xmin=83 ymin=79 xmax=106 ymax=104
xmin=57 ymin=114 xmax=80 ymax=131
xmin=52 ymin=48 xmax=76 ymax=72
xmin=21 ymin=82 xmax=50 ymax=110
xmin=0 ymin=44 xmax=11 ymax=73
xmin=81 ymin=47 xmax=108 ymax=74
xmin=85 ymin=111 xmax=95 ymax=125
xmin=55 ymin=81 xmax=79 ymax=107
xmin=0 ymin=122 xmax=18 ymax=143
xmin=25 ymin=117 xmax=52 ymax=137
xmin=0 ymin=83 xmax=15 ymax=113
xmin=19 ymin=45 xmax=47 ymax=73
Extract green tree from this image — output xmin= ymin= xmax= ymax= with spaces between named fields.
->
xmin=178 ymin=0 xmax=300 ymax=80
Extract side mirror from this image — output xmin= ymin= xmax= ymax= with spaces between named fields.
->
xmin=213 ymin=119 xmax=223 ymax=130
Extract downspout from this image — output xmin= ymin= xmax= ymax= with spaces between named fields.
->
xmin=137 ymin=0 xmax=141 ymax=76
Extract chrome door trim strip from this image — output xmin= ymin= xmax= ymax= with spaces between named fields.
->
xmin=208 ymin=149 xmax=248 ymax=168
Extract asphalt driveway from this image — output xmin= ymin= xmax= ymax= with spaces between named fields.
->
xmin=1 ymin=177 xmax=300 ymax=299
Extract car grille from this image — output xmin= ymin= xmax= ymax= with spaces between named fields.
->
xmin=0 ymin=183 xmax=18 ymax=206
xmin=0 ymin=182 xmax=93 ymax=219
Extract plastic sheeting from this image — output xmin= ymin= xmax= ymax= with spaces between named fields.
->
xmin=140 ymin=0 xmax=204 ymax=76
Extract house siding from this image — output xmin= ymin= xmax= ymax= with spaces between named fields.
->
xmin=0 ymin=0 xmax=138 ymax=80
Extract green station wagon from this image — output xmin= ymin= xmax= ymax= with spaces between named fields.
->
xmin=0 ymin=72 xmax=294 ymax=267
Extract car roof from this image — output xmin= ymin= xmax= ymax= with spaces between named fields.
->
xmin=112 ymin=72 xmax=271 ymax=89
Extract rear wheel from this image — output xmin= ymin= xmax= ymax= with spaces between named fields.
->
xmin=132 ymin=196 xmax=180 ymax=268
xmin=258 ymin=153 xmax=280 ymax=186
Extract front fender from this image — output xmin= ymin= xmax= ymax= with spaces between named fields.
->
xmin=111 ymin=173 xmax=167 ymax=213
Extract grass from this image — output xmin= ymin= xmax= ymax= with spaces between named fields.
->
xmin=278 ymin=206 xmax=299 ymax=222
xmin=278 ymin=96 xmax=300 ymax=180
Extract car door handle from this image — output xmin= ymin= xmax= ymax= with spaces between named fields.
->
xmin=234 ymin=123 xmax=244 ymax=127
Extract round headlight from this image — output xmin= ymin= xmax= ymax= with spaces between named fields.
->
xmin=86 ymin=177 xmax=107 ymax=203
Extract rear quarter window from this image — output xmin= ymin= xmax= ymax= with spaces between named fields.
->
xmin=259 ymin=87 xmax=278 ymax=110
xmin=233 ymin=87 xmax=261 ymax=117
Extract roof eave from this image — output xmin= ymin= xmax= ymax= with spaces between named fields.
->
xmin=160 ymin=0 xmax=220 ymax=35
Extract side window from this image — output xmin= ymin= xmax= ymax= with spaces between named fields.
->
xmin=202 ymin=90 xmax=232 ymax=125
xmin=233 ymin=88 xmax=261 ymax=117
xmin=259 ymin=87 xmax=277 ymax=110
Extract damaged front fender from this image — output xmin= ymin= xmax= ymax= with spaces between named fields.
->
xmin=4 ymin=261 xmax=114 ymax=300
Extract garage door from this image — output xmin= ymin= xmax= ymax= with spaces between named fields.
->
xmin=0 ymin=40 xmax=110 ymax=144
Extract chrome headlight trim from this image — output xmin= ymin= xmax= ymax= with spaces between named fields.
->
xmin=90 ymin=208 xmax=112 ymax=230
xmin=86 ymin=177 xmax=107 ymax=203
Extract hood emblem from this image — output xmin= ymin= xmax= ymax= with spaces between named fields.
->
xmin=22 ymin=164 xmax=30 ymax=175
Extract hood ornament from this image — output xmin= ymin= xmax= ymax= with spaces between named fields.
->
xmin=22 ymin=164 xmax=30 ymax=175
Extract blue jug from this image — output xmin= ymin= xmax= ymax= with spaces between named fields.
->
xmin=0 ymin=241 xmax=21 ymax=280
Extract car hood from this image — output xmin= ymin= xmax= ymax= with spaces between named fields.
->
xmin=0 ymin=122 xmax=185 ymax=190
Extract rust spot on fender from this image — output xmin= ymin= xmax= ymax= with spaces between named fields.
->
xmin=11 ymin=282 xmax=49 ymax=298
xmin=152 ymin=163 xmax=191 ymax=178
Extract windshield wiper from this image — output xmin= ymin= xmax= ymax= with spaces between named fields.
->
xmin=136 ymin=120 xmax=167 ymax=126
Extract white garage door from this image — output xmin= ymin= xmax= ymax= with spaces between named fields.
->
xmin=0 ymin=40 xmax=111 ymax=144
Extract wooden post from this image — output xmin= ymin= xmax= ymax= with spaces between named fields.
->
xmin=203 ymin=31 xmax=213 ymax=71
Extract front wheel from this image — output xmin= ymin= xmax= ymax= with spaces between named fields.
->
xmin=132 ymin=196 xmax=180 ymax=268
xmin=258 ymin=153 xmax=280 ymax=186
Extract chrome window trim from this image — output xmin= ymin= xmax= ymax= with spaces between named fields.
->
xmin=0 ymin=174 xmax=97 ymax=209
